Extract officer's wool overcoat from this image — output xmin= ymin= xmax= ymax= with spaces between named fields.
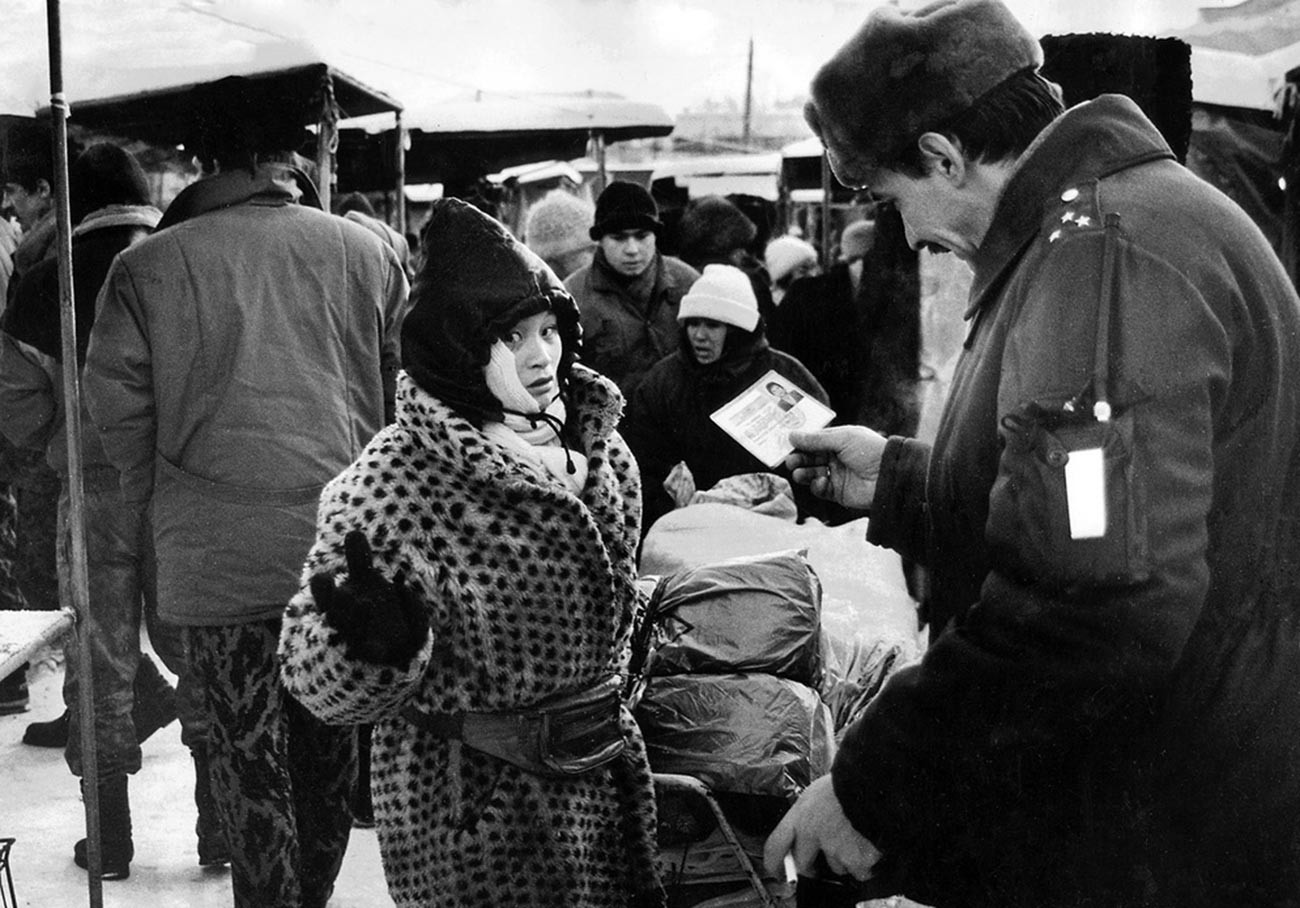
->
xmin=840 ymin=95 xmax=1300 ymax=907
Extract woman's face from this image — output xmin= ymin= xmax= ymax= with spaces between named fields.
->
xmin=504 ymin=310 xmax=564 ymax=407
xmin=684 ymin=317 xmax=729 ymax=365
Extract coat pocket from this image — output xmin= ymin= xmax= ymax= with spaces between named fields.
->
xmin=987 ymin=404 xmax=1150 ymax=589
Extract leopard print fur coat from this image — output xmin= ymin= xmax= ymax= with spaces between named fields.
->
xmin=280 ymin=367 xmax=663 ymax=908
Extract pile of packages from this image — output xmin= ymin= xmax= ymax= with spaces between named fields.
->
xmin=632 ymin=549 xmax=835 ymax=805
xmin=630 ymin=548 xmax=915 ymax=904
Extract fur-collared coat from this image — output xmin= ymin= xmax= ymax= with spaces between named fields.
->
xmin=279 ymin=367 xmax=662 ymax=908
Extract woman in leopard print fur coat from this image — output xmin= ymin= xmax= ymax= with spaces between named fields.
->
xmin=279 ymin=198 xmax=663 ymax=908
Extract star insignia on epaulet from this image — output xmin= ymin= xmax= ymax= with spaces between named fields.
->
xmin=1048 ymin=186 xmax=1098 ymax=243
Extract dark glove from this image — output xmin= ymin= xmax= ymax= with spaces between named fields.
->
xmin=308 ymin=530 xmax=429 ymax=667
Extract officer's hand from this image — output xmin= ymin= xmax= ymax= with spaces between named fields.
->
xmin=308 ymin=530 xmax=429 ymax=667
xmin=763 ymin=775 xmax=883 ymax=882
xmin=785 ymin=426 xmax=886 ymax=510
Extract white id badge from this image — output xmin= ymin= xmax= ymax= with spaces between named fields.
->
xmin=1064 ymin=447 xmax=1106 ymax=539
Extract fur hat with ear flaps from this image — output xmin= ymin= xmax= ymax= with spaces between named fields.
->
xmin=805 ymin=0 xmax=1042 ymax=177
xmin=401 ymin=198 xmax=582 ymax=424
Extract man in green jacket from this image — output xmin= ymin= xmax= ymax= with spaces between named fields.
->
xmin=765 ymin=2 xmax=1300 ymax=906
xmin=84 ymin=77 xmax=409 ymax=908
xmin=564 ymin=181 xmax=698 ymax=402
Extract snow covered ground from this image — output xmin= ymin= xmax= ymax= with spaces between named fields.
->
xmin=0 ymin=640 xmax=395 ymax=908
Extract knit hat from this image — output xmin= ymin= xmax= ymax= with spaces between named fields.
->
xmin=677 ymin=264 xmax=759 ymax=332
xmin=525 ymin=190 xmax=596 ymax=260
xmin=839 ymin=220 xmax=877 ymax=262
xmin=764 ymin=236 xmax=818 ymax=284
xmin=589 ymin=180 xmax=661 ymax=240
xmin=675 ymin=196 xmax=757 ymax=268
xmin=805 ymin=0 xmax=1042 ymax=183
xmin=402 ymin=198 xmax=581 ymax=423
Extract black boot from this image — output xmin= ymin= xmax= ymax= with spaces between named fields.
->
xmin=132 ymin=654 xmax=178 ymax=744
xmin=24 ymin=654 xmax=178 ymax=751
xmin=23 ymin=709 xmax=69 ymax=747
xmin=192 ymin=746 xmax=230 ymax=866
xmin=73 ymin=774 xmax=133 ymax=880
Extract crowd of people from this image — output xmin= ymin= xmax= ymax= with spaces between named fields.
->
xmin=2 ymin=0 xmax=1300 ymax=905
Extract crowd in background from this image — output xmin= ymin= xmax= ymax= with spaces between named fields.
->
xmin=0 ymin=73 xmax=916 ymax=906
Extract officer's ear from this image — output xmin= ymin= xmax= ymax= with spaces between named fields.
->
xmin=916 ymin=133 xmax=968 ymax=185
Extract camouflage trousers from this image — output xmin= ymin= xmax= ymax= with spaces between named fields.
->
xmin=16 ymin=466 xmax=61 ymax=612
xmin=0 ymin=482 xmax=23 ymax=610
xmin=0 ymin=443 xmax=62 ymax=612
xmin=58 ymin=477 xmax=208 ymax=777
xmin=188 ymin=618 xmax=357 ymax=908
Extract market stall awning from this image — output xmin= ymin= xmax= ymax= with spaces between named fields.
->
xmin=649 ymin=153 xmax=782 ymax=201
xmin=336 ymin=90 xmax=673 ymax=192
xmin=51 ymin=61 xmax=401 ymax=149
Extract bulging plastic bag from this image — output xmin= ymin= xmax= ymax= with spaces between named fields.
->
xmin=635 ymin=673 xmax=835 ymax=800
xmin=644 ymin=549 xmax=822 ymax=687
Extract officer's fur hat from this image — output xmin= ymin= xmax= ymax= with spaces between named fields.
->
xmin=805 ymin=0 xmax=1042 ymax=180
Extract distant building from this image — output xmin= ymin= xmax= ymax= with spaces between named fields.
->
xmin=671 ymin=97 xmax=812 ymax=154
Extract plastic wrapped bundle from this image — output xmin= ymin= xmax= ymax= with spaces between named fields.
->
xmin=645 ymin=549 xmax=823 ymax=687
xmin=636 ymin=672 xmax=835 ymax=800
xmin=818 ymin=630 xmax=915 ymax=733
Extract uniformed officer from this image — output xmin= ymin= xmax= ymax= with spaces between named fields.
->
xmin=763 ymin=1 xmax=1300 ymax=906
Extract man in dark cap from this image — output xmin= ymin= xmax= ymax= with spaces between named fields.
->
xmin=83 ymin=75 xmax=409 ymax=907
xmin=765 ymin=1 xmax=1300 ymax=906
xmin=1 ymin=117 xmax=58 ymax=290
xmin=563 ymin=180 xmax=698 ymax=400
xmin=0 ymin=141 xmax=218 ymax=878
xmin=0 ymin=115 xmax=63 ymax=715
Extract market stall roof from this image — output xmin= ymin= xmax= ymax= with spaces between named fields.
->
xmin=649 ymin=153 xmax=782 ymax=201
xmin=51 ymin=60 xmax=401 ymax=148
xmin=336 ymin=89 xmax=674 ymax=192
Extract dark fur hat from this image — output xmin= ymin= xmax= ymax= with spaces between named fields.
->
xmin=183 ymin=75 xmax=312 ymax=167
xmin=0 ymin=115 xmax=54 ymax=189
xmin=402 ymin=198 xmax=581 ymax=423
xmin=675 ymin=195 xmax=758 ymax=269
xmin=69 ymin=143 xmax=151 ymax=225
xmin=805 ymin=0 xmax=1042 ymax=185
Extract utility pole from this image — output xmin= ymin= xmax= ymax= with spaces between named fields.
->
xmin=742 ymin=36 xmax=754 ymax=148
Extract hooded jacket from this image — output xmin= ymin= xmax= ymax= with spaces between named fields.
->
xmin=279 ymin=199 xmax=663 ymax=908
xmin=622 ymin=325 xmax=829 ymax=533
xmin=83 ymin=167 xmax=410 ymax=625
xmin=838 ymin=94 xmax=1300 ymax=906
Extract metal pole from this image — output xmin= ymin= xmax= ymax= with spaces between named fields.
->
xmin=591 ymin=130 xmax=607 ymax=198
xmin=820 ymin=149 xmax=833 ymax=265
xmin=315 ymin=70 xmax=337 ymax=213
xmin=316 ymin=121 xmax=333 ymax=213
xmin=394 ymin=111 xmax=406 ymax=238
xmin=742 ymin=36 xmax=754 ymax=149
xmin=45 ymin=1 xmax=103 ymax=905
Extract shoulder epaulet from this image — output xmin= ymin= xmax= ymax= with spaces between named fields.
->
xmin=1043 ymin=181 xmax=1104 ymax=246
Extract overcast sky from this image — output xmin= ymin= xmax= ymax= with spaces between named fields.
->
xmin=0 ymin=0 xmax=1225 ymax=118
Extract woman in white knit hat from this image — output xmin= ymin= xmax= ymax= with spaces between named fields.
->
xmin=764 ymin=235 xmax=820 ymax=306
xmin=621 ymin=263 xmax=830 ymax=534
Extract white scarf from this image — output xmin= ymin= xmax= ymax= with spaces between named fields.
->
xmin=483 ymin=341 xmax=589 ymax=493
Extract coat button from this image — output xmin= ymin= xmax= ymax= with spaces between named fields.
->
xmin=1060 ymin=187 xmax=1080 ymax=202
